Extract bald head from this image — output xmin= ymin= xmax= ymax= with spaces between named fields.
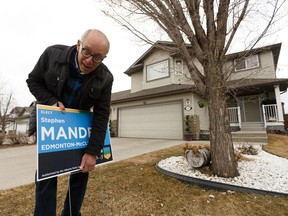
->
xmin=81 ymin=29 xmax=110 ymax=56
xmin=76 ymin=29 xmax=110 ymax=74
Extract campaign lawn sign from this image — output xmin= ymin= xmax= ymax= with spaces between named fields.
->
xmin=36 ymin=104 xmax=113 ymax=181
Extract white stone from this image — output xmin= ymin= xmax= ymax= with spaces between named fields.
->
xmin=158 ymin=151 xmax=288 ymax=194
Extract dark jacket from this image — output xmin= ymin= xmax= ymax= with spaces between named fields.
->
xmin=26 ymin=44 xmax=113 ymax=156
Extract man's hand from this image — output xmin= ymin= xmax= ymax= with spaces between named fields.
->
xmin=80 ymin=153 xmax=97 ymax=173
xmin=52 ymin=101 xmax=65 ymax=112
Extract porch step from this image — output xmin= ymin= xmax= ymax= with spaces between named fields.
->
xmin=232 ymin=131 xmax=268 ymax=144
xmin=241 ymin=122 xmax=265 ymax=131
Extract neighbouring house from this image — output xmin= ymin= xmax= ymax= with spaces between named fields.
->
xmin=6 ymin=101 xmax=35 ymax=135
xmin=110 ymin=41 xmax=288 ymax=143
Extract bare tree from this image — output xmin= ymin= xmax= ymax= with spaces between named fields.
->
xmin=101 ymin=0 xmax=286 ymax=177
xmin=0 ymin=82 xmax=14 ymax=145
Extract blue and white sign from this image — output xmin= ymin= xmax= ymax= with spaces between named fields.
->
xmin=36 ymin=104 xmax=113 ymax=181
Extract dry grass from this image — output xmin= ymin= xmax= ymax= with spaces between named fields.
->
xmin=264 ymin=133 xmax=288 ymax=158
xmin=1 ymin=134 xmax=288 ymax=216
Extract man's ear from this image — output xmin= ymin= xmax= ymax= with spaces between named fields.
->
xmin=77 ymin=40 xmax=81 ymax=52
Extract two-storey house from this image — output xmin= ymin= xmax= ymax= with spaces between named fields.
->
xmin=110 ymin=41 xmax=288 ymax=141
xmin=6 ymin=101 xmax=36 ymax=135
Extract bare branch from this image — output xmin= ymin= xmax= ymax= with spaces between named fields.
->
xmin=224 ymin=0 xmax=250 ymax=56
xmin=100 ymin=0 xmax=286 ymax=177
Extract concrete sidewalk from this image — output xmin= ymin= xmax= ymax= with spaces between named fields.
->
xmin=0 ymin=138 xmax=206 ymax=190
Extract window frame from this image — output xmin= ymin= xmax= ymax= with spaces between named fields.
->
xmin=234 ymin=54 xmax=260 ymax=72
xmin=146 ymin=59 xmax=170 ymax=82
xmin=175 ymin=59 xmax=183 ymax=75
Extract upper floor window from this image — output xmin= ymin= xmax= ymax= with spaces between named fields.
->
xmin=146 ymin=59 xmax=169 ymax=81
xmin=175 ymin=59 xmax=183 ymax=75
xmin=234 ymin=54 xmax=259 ymax=71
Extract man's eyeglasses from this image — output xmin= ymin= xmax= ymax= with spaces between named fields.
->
xmin=80 ymin=42 xmax=105 ymax=63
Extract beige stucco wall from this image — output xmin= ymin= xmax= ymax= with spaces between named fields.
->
xmin=130 ymin=50 xmax=205 ymax=93
xmin=191 ymin=94 xmax=210 ymax=131
xmin=143 ymin=51 xmax=174 ymax=89
xmin=131 ymin=48 xmax=277 ymax=93
xmin=225 ymin=51 xmax=276 ymax=80
xmin=131 ymin=72 xmax=143 ymax=93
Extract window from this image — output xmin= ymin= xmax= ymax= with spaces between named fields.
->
xmin=175 ymin=59 xmax=183 ymax=75
xmin=146 ymin=59 xmax=169 ymax=81
xmin=234 ymin=54 xmax=259 ymax=71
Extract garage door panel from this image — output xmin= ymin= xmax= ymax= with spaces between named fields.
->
xmin=119 ymin=102 xmax=183 ymax=139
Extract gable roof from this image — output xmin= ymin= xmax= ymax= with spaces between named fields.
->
xmin=10 ymin=107 xmax=24 ymax=116
xmin=9 ymin=106 xmax=34 ymax=122
xmin=111 ymin=78 xmax=288 ymax=103
xmin=228 ymin=78 xmax=288 ymax=95
xmin=124 ymin=41 xmax=181 ymax=76
xmin=124 ymin=41 xmax=282 ymax=76
xmin=111 ymin=84 xmax=195 ymax=104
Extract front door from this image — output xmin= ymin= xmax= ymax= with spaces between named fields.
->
xmin=240 ymin=96 xmax=262 ymax=122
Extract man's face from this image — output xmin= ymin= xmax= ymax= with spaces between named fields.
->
xmin=76 ymin=34 xmax=108 ymax=74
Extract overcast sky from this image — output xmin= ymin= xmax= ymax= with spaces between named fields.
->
xmin=1 ymin=0 xmax=288 ymax=111
xmin=0 ymin=0 xmax=149 ymax=107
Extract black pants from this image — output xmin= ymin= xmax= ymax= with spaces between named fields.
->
xmin=34 ymin=172 xmax=89 ymax=216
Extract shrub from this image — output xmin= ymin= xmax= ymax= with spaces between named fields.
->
xmin=235 ymin=144 xmax=259 ymax=155
xmin=6 ymin=133 xmax=30 ymax=145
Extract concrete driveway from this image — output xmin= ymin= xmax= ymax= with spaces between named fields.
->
xmin=0 ymin=138 xmax=204 ymax=190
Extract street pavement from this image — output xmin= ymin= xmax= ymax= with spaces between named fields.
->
xmin=0 ymin=138 xmax=206 ymax=190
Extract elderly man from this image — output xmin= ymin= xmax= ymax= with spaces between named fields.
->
xmin=26 ymin=29 xmax=113 ymax=216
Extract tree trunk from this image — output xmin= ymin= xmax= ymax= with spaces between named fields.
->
xmin=207 ymin=64 xmax=239 ymax=178
xmin=0 ymin=131 xmax=5 ymax=145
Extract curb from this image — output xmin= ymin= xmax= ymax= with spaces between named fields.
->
xmin=156 ymin=163 xmax=288 ymax=196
